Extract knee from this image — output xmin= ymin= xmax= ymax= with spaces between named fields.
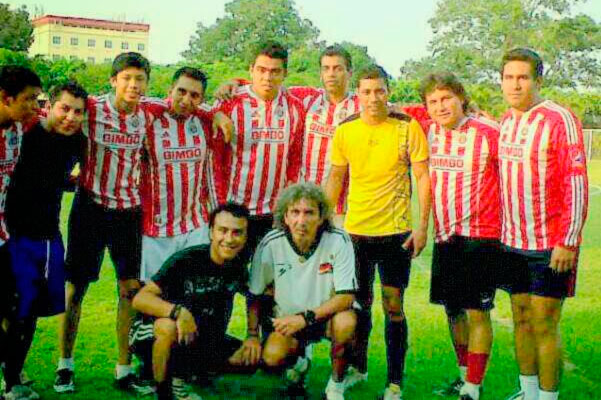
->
xmin=67 ymin=283 xmax=88 ymax=304
xmin=382 ymin=295 xmax=404 ymax=322
xmin=332 ymin=311 xmax=357 ymax=343
xmin=154 ymin=318 xmax=177 ymax=343
xmin=445 ymin=306 xmax=466 ymax=323
xmin=119 ymin=280 xmax=141 ymax=300
xmin=530 ymin=313 xmax=558 ymax=338
xmin=468 ymin=310 xmax=490 ymax=326
xmin=261 ymin=344 xmax=287 ymax=368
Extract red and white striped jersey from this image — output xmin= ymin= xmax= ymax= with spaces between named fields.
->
xmin=425 ymin=115 xmax=501 ymax=242
xmin=499 ymin=100 xmax=588 ymax=250
xmin=80 ymin=94 xmax=155 ymax=209
xmin=141 ymin=100 xmax=222 ymax=237
xmin=213 ymin=85 xmax=304 ymax=215
xmin=0 ymin=122 xmax=22 ymax=245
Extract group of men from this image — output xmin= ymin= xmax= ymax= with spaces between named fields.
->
xmin=0 ymin=39 xmax=588 ymax=400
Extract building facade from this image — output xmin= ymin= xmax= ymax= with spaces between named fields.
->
xmin=29 ymin=15 xmax=149 ymax=64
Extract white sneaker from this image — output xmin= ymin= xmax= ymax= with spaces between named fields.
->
xmin=343 ymin=366 xmax=368 ymax=390
xmin=171 ymin=377 xmax=203 ymax=400
xmin=382 ymin=384 xmax=402 ymax=400
xmin=505 ymin=391 xmax=526 ymax=400
xmin=325 ymin=377 xmax=345 ymax=400
xmin=284 ymin=356 xmax=311 ymax=388
xmin=4 ymin=384 xmax=40 ymax=400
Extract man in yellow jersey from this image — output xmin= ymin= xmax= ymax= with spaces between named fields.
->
xmin=326 ymin=65 xmax=431 ymax=400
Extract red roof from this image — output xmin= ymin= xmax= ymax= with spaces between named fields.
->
xmin=32 ymin=15 xmax=149 ymax=32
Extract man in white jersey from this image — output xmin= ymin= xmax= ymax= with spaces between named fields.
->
xmin=140 ymin=66 xmax=230 ymax=281
xmin=55 ymin=52 xmax=155 ymax=394
xmin=246 ymin=183 xmax=357 ymax=400
xmin=498 ymin=49 xmax=588 ymax=400
xmin=0 ymin=66 xmax=41 ymax=400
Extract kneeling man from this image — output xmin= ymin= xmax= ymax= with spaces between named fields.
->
xmin=132 ymin=203 xmax=254 ymax=400
xmin=247 ymin=183 xmax=357 ymax=400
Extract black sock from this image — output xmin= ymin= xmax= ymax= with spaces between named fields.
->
xmin=353 ymin=309 xmax=372 ymax=373
xmin=3 ymin=317 xmax=37 ymax=390
xmin=156 ymin=380 xmax=172 ymax=400
xmin=385 ymin=317 xmax=408 ymax=386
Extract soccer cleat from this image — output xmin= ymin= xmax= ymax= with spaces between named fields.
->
xmin=342 ymin=366 xmax=368 ymax=390
xmin=324 ymin=377 xmax=346 ymax=400
xmin=382 ymin=384 xmax=403 ymax=400
xmin=284 ymin=356 xmax=311 ymax=389
xmin=53 ymin=368 xmax=75 ymax=393
xmin=171 ymin=377 xmax=203 ymax=400
xmin=459 ymin=395 xmax=476 ymax=400
xmin=433 ymin=377 xmax=464 ymax=396
xmin=505 ymin=391 xmax=526 ymax=400
xmin=114 ymin=373 xmax=156 ymax=395
xmin=4 ymin=384 xmax=40 ymax=400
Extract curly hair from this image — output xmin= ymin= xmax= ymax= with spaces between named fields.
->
xmin=274 ymin=183 xmax=332 ymax=231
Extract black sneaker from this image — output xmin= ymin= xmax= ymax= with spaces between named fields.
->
xmin=114 ymin=373 xmax=156 ymax=396
xmin=433 ymin=377 xmax=463 ymax=396
xmin=53 ymin=369 xmax=75 ymax=393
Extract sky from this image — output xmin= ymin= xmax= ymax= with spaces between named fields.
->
xmin=6 ymin=0 xmax=601 ymax=76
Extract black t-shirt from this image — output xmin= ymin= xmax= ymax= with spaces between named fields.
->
xmin=152 ymin=244 xmax=248 ymax=341
xmin=6 ymin=122 xmax=82 ymax=239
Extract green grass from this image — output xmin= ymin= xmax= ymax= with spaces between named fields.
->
xmin=23 ymin=160 xmax=601 ymax=399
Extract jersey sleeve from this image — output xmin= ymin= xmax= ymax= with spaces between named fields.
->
xmin=401 ymin=104 xmax=432 ymax=133
xmin=285 ymin=100 xmax=305 ymax=184
xmin=330 ymin=125 xmax=348 ymax=167
xmin=408 ymin=119 xmax=429 ymax=163
xmin=151 ymin=255 xmax=179 ymax=297
xmin=288 ymin=86 xmax=319 ymax=102
xmin=553 ymin=113 xmax=588 ymax=248
xmin=248 ymin=240 xmax=275 ymax=296
xmin=332 ymin=232 xmax=357 ymax=294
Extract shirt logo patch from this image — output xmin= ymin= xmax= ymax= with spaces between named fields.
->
xmin=570 ymin=146 xmax=586 ymax=170
xmin=318 ymin=263 xmax=333 ymax=274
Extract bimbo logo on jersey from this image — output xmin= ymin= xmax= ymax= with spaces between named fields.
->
xmin=251 ymin=128 xmax=286 ymax=142
xmin=499 ymin=144 xmax=524 ymax=160
xmin=163 ymin=146 xmax=203 ymax=162
xmin=102 ymin=130 xmax=142 ymax=147
xmin=308 ymin=121 xmax=336 ymax=137
xmin=430 ymin=156 xmax=465 ymax=170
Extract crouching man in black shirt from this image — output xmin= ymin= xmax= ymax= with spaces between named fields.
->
xmin=133 ymin=202 xmax=257 ymax=400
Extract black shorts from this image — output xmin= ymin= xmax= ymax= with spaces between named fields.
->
xmin=0 ymin=243 xmax=18 ymax=320
xmin=65 ymin=190 xmax=141 ymax=284
xmin=351 ymin=233 xmax=412 ymax=309
xmin=430 ymin=236 xmax=501 ymax=311
xmin=499 ymin=246 xmax=577 ymax=299
xmin=172 ymin=334 xmax=243 ymax=378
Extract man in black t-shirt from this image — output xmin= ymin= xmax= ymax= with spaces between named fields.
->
xmin=133 ymin=202 xmax=256 ymax=400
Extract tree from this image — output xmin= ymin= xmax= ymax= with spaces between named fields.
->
xmin=182 ymin=0 xmax=320 ymax=64
xmin=400 ymin=0 xmax=601 ymax=88
xmin=0 ymin=3 xmax=34 ymax=52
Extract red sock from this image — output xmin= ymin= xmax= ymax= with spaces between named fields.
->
xmin=466 ymin=352 xmax=489 ymax=385
xmin=454 ymin=343 xmax=468 ymax=367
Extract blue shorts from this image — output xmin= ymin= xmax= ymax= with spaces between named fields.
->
xmin=7 ymin=235 xmax=66 ymax=319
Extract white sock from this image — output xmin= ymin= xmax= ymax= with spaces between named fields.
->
xmin=460 ymin=381 xmax=480 ymax=400
xmin=58 ymin=358 xmax=74 ymax=371
xmin=459 ymin=366 xmax=468 ymax=382
xmin=539 ymin=390 xmax=559 ymax=400
xmin=115 ymin=364 xmax=133 ymax=379
xmin=519 ymin=375 xmax=539 ymax=400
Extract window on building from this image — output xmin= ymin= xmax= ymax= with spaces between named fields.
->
xmin=87 ymin=57 xmax=95 ymax=64
xmin=52 ymin=54 xmax=61 ymax=61
xmin=121 ymin=42 xmax=129 ymax=50
xmin=70 ymin=37 xmax=78 ymax=46
xmin=88 ymin=39 xmax=96 ymax=47
xmin=105 ymin=40 xmax=112 ymax=49
xmin=104 ymin=58 xmax=112 ymax=64
xmin=52 ymin=36 xmax=61 ymax=45
xmin=137 ymin=43 xmax=145 ymax=51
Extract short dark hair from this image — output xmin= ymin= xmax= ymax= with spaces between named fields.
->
xmin=0 ymin=66 xmax=42 ymax=97
xmin=48 ymin=81 xmax=88 ymax=105
xmin=111 ymin=52 xmax=151 ymax=78
xmin=355 ymin=64 xmax=389 ymax=89
xmin=420 ymin=72 xmax=470 ymax=112
xmin=251 ymin=41 xmax=288 ymax=69
xmin=172 ymin=67 xmax=208 ymax=91
xmin=501 ymin=48 xmax=544 ymax=79
xmin=320 ymin=45 xmax=352 ymax=71
xmin=209 ymin=202 xmax=250 ymax=229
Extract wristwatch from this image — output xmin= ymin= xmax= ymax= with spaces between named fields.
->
xmin=169 ymin=304 xmax=182 ymax=320
xmin=303 ymin=310 xmax=317 ymax=326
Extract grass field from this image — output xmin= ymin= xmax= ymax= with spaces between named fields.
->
xmin=21 ymin=160 xmax=601 ymax=399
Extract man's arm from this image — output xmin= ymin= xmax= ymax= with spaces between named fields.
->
xmin=325 ymin=165 xmax=348 ymax=209
xmin=132 ymin=282 xmax=198 ymax=345
xmin=402 ymin=160 xmax=430 ymax=258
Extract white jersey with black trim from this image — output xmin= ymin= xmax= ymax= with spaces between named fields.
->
xmin=249 ymin=227 xmax=357 ymax=318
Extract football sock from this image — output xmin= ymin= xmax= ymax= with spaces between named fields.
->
xmin=466 ymin=352 xmax=489 ymax=385
xmin=539 ymin=390 xmax=559 ymax=400
xmin=385 ymin=317 xmax=408 ymax=386
xmin=115 ymin=364 xmax=133 ymax=379
xmin=454 ymin=343 xmax=468 ymax=368
xmin=519 ymin=374 xmax=540 ymax=400
xmin=58 ymin=357 xmax=74 ymax=371
xmin=460 ymin=381 xmax=480 ymax=400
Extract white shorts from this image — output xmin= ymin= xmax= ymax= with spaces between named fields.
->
xmin=140 ymin=226 xmax=210 ymax=282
